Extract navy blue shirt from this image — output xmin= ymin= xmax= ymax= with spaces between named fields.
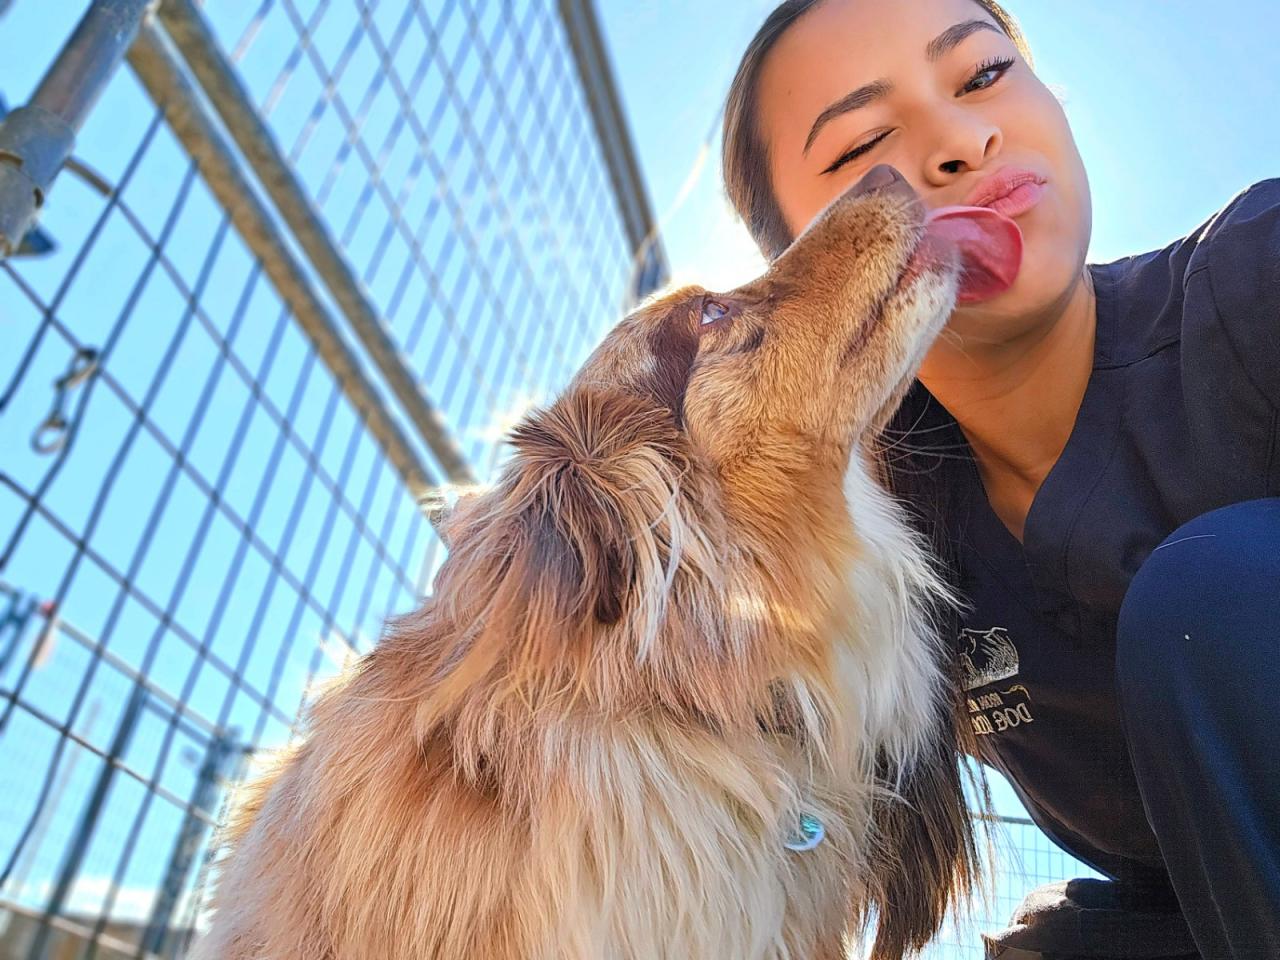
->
xmin=904 ymin=179 xmax=1280 ymax=890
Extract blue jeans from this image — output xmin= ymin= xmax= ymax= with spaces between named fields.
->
xmin=1116 ymin=498 xmax=1280 ymax=959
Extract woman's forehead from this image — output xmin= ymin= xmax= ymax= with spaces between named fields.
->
xmin=758 ymin=0 xmax=1003 ymax=142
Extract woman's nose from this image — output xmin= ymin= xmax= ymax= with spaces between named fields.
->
xmin=924 ymin=112 xmax=1003 ymax=181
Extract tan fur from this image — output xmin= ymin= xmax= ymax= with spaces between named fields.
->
xmin=190 ymin=182 xmax=984 ymax=960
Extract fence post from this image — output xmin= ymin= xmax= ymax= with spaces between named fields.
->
xmin=26 ymin=685 xmax=147 ymax=960
xmin=141 ymin=727 xmax=244 ymax=955
xmin=0 ymin=0 xmax=152 ymax=258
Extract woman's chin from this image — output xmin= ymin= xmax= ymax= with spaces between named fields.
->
xmin=942 ymin=292 xmax=1032 ymax=349
xmin=944 ymin=243 xmax=1083 ymax=350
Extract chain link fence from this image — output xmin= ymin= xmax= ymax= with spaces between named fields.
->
xmin=0 ymin=2 xmax=1097 ymax=957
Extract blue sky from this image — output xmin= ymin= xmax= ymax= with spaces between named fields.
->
xmin=598 ymin=0 xmax=1280 ymax=289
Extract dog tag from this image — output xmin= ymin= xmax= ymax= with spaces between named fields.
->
xmin=783 ymin=813 xmax=825 ymax=852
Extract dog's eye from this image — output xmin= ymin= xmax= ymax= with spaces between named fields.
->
xmin=701 ymin=299 xmax=730 ymax=326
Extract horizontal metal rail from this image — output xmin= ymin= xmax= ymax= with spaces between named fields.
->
xmin=156 ymin=0 xmax=475 ymax=487
xmin=125 ymin=21 xmax=442 ymax=517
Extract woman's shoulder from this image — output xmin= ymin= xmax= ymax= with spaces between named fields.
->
xmin=1184 ymin=177 xmax=1280 ymax=285
xmin=1178 ymin=179 xmax=1280 ymax=505
xmin=1091 ymin=179 xmax=1279 ymax=383
xmin=1182 ymin=178 xmax=1280 ymax=405
xmin=1191 ymin=177 xmax=1280 ymax=244
xmin=1093 ymin=178 xmax=1280 ymax=285
xmin=1084 ymin=179 xmax=1280 ymax=507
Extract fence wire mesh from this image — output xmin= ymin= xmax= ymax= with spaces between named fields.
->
xmin=0 ymin=2 xmax=1099 ymax=958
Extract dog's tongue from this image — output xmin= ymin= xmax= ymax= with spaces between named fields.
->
xmin=923 ymin=205 xmax=1023 ymax=303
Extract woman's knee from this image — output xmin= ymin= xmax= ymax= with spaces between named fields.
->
xmin=1116 ymin=498 xmax=1280 ymax=706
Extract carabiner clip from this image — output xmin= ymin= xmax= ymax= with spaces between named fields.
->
xmin=31 ymin=346 xmax=98 ymax=454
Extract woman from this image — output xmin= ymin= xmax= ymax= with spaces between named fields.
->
xmin=721 ymin=1 xmax=1279 ymax=957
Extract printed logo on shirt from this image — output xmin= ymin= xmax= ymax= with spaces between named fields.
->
xmin=958 ymin=627 xmax=1020 ymax=690
xmin=958 ymin=627 xmax=1036 ymax=736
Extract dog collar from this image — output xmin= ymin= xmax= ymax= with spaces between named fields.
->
xmin=783 ymin=813 xmax=825 ymax=852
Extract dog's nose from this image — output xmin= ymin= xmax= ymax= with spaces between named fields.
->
xmin=846 ymin=164 xmax=917 ymax=204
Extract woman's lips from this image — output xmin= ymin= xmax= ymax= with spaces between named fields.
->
xmin=983 ymin=180 xmax=1047 ymax=219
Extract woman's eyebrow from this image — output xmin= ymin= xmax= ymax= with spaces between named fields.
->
xmin=802 ymin=19 xmax=1004 ymax=157
xmin=926 ymin=19 xmax=1002 ymax=62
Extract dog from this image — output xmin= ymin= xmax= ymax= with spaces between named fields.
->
xmin=189 ymin=167 xmax=1003 ymax=960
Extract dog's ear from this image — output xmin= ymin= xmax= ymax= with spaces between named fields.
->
xmin=438 ymin=386 xmax=688 ymax=678
xmin=419 ymin=340 xmax=697 ymax=716
xmin=506 ymin=405 xmax=635 ymax=629
xmin=405 ymin=408 xmax=636 ymax=725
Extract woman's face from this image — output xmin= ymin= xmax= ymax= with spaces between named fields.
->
xmin=757 ymin=0 xmax=1092 ymax=347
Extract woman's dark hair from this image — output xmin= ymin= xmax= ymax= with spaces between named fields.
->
xmin=719 ymin=4 xmax=1035 ymax=957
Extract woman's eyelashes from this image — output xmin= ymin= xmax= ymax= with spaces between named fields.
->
xmin=820 ymin=56 xmax=1018 ymax=176
xmin=821 ymin=130 xmax=892 ymax=176
xmin=962 ymin=56 xmax=1016 ymax=94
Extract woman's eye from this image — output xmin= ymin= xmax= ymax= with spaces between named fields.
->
xmin=701 ymin=299 xmax=730 ymax=325
xmin=963 ymin=56 xmax=1016 ymax=94
xmin=820 ymin=57 xmax=1014 ymax=177
xmin=822 ymin=130 xmax=891 ymax=176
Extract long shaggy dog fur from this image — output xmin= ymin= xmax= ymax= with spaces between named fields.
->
xmin=191 ymin=176 xmax=988 ymax=960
